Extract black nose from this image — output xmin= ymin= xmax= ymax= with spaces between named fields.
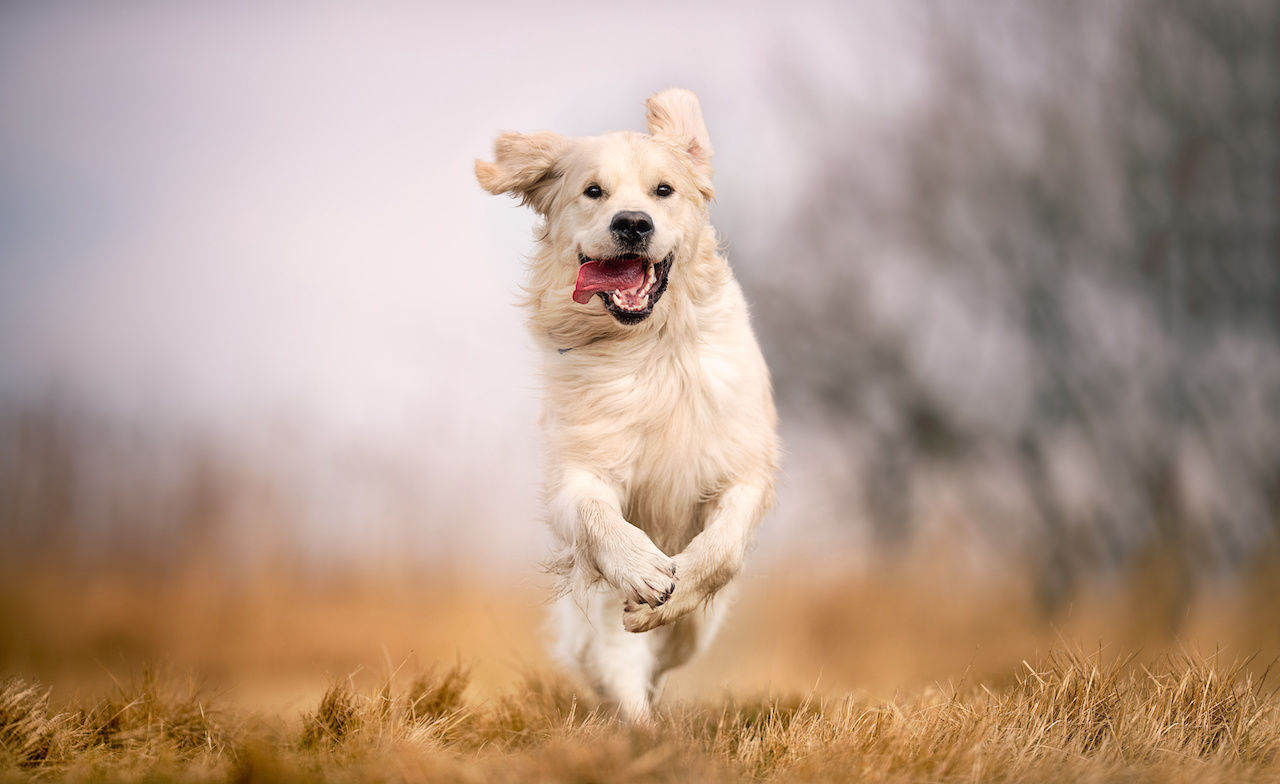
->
xmin=610 ymin=211 xmax=654 ymax=245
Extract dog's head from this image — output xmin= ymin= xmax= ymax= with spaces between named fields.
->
xmin=476 ymin=89 xmax=714 ymax=327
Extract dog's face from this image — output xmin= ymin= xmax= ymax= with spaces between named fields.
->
xmin=552 ymin=134 xmax=706 ymax=324
xmin=476 ymin=89 xmax=715 ymax=327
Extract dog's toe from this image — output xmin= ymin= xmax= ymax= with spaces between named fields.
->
xmin=623 ymin=602 xmax=661 ymax=633
xmin=631 ymin=583 xmax=668 ymax=608
xmin=648 ymin=583 xmax=673 ymax=607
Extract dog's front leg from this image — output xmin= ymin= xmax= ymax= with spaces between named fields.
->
xmin=623 ymin=482 xmax=771 ymax=633
xmin=550 ymin=468 xmax=677 ymax=609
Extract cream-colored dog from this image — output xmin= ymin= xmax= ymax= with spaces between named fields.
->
xmin=476 ymin=89 xmax=778 ymax=721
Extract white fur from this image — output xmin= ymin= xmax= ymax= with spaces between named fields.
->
xmin=476 ymin=89 xmax=778 ymax=721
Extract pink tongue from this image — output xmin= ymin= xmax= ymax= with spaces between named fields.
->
xmin=573 ymin=259 xmax=646 ymax=305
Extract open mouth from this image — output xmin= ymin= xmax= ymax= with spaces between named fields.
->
xmin=573 ymin=252 xmax=672 ymax=324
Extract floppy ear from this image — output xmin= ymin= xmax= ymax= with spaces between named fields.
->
xmin=645 ymin=88 xmax=715 ymax=200
xmin=475 ymin=130 xmax=569 ymax=215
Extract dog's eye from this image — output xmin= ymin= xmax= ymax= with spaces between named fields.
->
xmin=655 ymin=183 xmax=674 ymax=198
xmin=583 ymin=184 xmax=603 ymax=200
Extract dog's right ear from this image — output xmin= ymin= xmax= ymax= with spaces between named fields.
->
xmin=475 ymin=131 xmax=569 ymax=215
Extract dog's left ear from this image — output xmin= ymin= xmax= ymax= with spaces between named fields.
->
xmin=646 ymin=88 xmax=715 ymax=201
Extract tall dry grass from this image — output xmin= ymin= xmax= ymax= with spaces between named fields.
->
xmin=3 ymin=648 xmax=1278 ymax=782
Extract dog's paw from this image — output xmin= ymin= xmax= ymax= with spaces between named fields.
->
xmin=622 ymin=584 xmax=695 ymax=632
xmin=622 ymin=599 xmax=667 ymax=633
xmin=597 ymin=527 xmax=677 ymax=610
xmin=622 ymin=551 xmax=721 ymax=632
xmin=618 ymin=553 xmax=677 ymax=610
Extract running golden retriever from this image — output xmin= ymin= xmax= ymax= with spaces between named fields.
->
xmin=476 ymin=89 xmax=778 ymax=721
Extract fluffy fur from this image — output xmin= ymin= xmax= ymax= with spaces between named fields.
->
xmin=476 ymin=89 xmax=778 ymax=721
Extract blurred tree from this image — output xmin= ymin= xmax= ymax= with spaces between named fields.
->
xmin=740 ymin=0 xmax=1279 ymax=623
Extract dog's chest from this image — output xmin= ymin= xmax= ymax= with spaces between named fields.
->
xmin=576 ymin=338 xmax=740 ymax=444
xmin=549 ymin=336 xmax=750 ymax=543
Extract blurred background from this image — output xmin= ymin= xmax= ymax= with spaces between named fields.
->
xmin=2 ymin=0 xmax=1277 ymax=711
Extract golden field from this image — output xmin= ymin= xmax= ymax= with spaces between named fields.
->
xmin=3 ymin=549 xmax=1280 ymax=782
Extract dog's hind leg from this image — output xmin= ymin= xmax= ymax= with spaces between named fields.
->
xmin=647 ymin=584 xmax=735 ymax=704
xmin=552 ymin=587 xmax=657 ymax=722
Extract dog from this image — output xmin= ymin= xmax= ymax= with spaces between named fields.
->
xmin=475 ymin=89 xmax=778 ymax=721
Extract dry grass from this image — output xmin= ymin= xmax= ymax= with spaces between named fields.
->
xmin=4 ymin=551 xmax=1280 ymax=782
xmin=2 ymin=649 xmax=1279 ymax=782
xmin=5 ymin=559 xmax=1280 ymax=782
